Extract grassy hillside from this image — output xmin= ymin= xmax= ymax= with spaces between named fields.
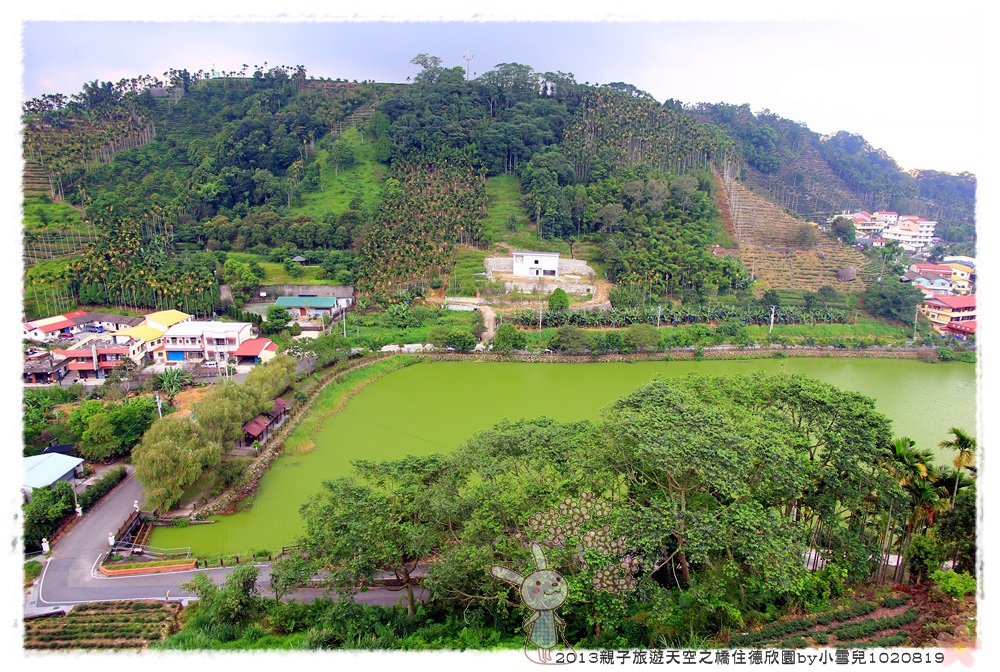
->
xmin=293 ymin=127 xmax=385 ymax=219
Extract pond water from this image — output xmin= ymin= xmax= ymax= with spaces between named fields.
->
xmin=151 ymin=358 xmax=976 ymax=555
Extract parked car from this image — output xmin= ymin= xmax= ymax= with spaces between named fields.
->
xmin=203 ymin=361 xmax=219 ymax=368
xmin=83 ymin=325 xmax=105 ymax=333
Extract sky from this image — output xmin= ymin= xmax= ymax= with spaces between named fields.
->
xmin=4 ymin=2 xmax=997 ymax=668
xmin=16 ymin=17 xmax=984 ymax=174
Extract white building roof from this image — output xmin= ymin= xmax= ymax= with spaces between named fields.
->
xmin=512 ymin=250 xmax=560 ymax=256
xmin=24 ymin=453 xmax=83 ymax=489
xmin=165 ymin=321 xmax=251 ymax=337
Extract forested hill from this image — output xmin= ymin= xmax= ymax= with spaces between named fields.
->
xmin=691 ymin=104 xmax=976 ymax=242
xmin=21 ymin=59 xmax=975 ymax=318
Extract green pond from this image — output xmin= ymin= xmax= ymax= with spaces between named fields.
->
xmin=151 ymin=358 xmax=976 ymax=556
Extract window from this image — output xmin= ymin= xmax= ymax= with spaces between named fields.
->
xmin=515 ymin=255 xmax=523 ymax=263
xmin=534 ymin=259 xmax=539 ymax=264
xmin=543 ymin=269 xmax=556 ymax=277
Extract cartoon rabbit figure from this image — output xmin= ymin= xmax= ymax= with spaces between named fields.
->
xmin=491 ymin=542 xmax=570 ymax=664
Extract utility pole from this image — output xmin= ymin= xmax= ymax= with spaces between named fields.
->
xmin=913 ymin=306 xmax=919 ymax=341
xmin=538 ymin=303 xmax=543 ymax=332
xmin=769 ymin=305 xmax=777 ymax=334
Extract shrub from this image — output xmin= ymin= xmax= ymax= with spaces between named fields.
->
xmin=77 ymin=466 xmax=127 ymax=511
xmin=879 ymin=595 xmax=912 ymax=609
xmin=548 ymin=288 xmax=569 ymax=311
xmin=931 ymin=570 xmax=976 ymax=599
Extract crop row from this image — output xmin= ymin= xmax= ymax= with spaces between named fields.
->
xmin=729 ymin=601 xmax=878 ymax=647
xmin=26 ymin=639 xmax=148 ymax=650
xmin=27 ymin=623 xmax=164 ymax=639
xmin=828 ymin=609 xmax=919 ymax=642
xmin=837 ymin=631 xmax=909 ymax=649
xmin=878 ymin=595 xmax=912 ymax=609
xmin=72 ymin=600 xmax=167 ymax=612
xmin=29 ymin=612 xmax=169 ymax=624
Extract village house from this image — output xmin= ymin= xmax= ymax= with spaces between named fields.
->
xmin=275 ymin=295 xmax=351 ymax=318
xmin=23 ymin=349 xmax=69 ymax=384
xmin=881 ymin=216 xmax=936 ymax=252
xmin=74 ymin=312 xmax=145 ymax=333
xmin=23 ymin=453 xmax=84 ymax=502
xmin=232 ymin=337 xmax=277 ymax=365
xmin=942 ymin=257 xmax=975 ymax=294
xmin=919 ymin=294 xmax=976 ymax=336
xmin=153 ymin=320 xmax=256 ymax=365
xmin=23 ymin=310 xmax=90 ymax=342
xmin=53 ymin=334 xmax=147 ymax=380
xmin=512 ymin=251 xmax=560 ymax=278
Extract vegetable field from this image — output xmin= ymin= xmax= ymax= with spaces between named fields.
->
xmin=24 ymin=601 xmax=179 ymax=650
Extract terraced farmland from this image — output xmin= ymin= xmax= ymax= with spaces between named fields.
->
xmin=719 ymin=176 xmax=869 ymax=295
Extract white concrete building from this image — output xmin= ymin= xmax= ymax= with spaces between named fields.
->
xmin=882 ymin=216 xmax=936 ymax=251
xmin=512 ymin=251 xmax=560 ymax=278
xmin=154 ymin=321 xmax=256 ymax=364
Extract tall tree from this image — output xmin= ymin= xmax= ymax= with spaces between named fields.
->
xmin=939 ymin=427 xmax=976 ymax=506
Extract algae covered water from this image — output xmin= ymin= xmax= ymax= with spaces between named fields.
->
xmin=150 ymin=358 xmax=976 ymax=555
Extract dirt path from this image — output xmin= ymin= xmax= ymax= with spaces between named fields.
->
xmin=479 ymin=304 xmax=496 ymax=342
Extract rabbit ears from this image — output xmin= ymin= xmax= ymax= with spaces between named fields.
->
xmin=490 ymin=543 xmax=549 ymax=585
xmin=490 ymin=565 xmax=523 ymax=586
xmin=530 ymin=542 xmax=547 ymax=570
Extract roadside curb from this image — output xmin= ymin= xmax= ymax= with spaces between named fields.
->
xmin=99 ymin=560 xmax=198 ymax=576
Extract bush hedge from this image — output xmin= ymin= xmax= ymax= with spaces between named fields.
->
xmin=78 ymin=466 xmax=127 ymax=512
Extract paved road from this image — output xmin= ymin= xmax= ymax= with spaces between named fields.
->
xmin=29 ymin=468 xmax=422 ymax=615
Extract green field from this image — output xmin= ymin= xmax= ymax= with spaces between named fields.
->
xmin=292 ymin=127 xmax=385 ymax=219
xmin=22 ymin=195 xmax=84 ymax=231
xmin=223 ymin=252 xmax=331 ymax=285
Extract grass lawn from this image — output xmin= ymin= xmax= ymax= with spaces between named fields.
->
xmin=345 ymin=307 xmax=482 ymax=349
xmin=292 ymin=127 xmax=385 ymax=219
xmin=482 ymin=175 xmax=568 ymax=254
xmin=748 ymin=317 xmax=914 ymax=344
xmin=224 ymin=252 xmax=330 ymax=285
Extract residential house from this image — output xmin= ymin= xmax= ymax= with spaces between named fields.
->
xmin=232 ymin=337 xmax=277 ymax=365
xmin=839 ymin=211 xmax=883 ymax=238
xmin=901 ymin=270 xmax=952 ymax=294
xmin=73 ymin=312 xmax=144 ymax=333
xmin=112 ymin=324 xmax=168 ymax=365
xmin=275 ymin=296 xmax=350 ymax=318
xmin=154 ymin=321 xmax=256 ymax=364
xmin=23 ymin=350 xmax=69 ymax=384
xmin=882 ymin=216 xmax=936 ymax=251
xmin=512 ymin=251 xmax=560 ymax=278
xmin=54 ymin=334 xmax=147 ymax=380
xmin=919 ymin=294 xmax=976 ymax=334
xmin=943 ymin=258 xmax=975 ymax=295
xmin=872 ymin=211 xmax=899 ymax=227
xmin=23 ymin=310 xmax=89 ymax=342
xmin=291 ymin=255 xmax=307 ymax=265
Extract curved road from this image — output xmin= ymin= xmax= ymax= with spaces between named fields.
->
xmin=28 ymin=469 xmax=423 ymax=616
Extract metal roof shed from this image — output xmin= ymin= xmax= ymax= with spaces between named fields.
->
xmin=24 ymin=453 xmax=84 ymax=490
